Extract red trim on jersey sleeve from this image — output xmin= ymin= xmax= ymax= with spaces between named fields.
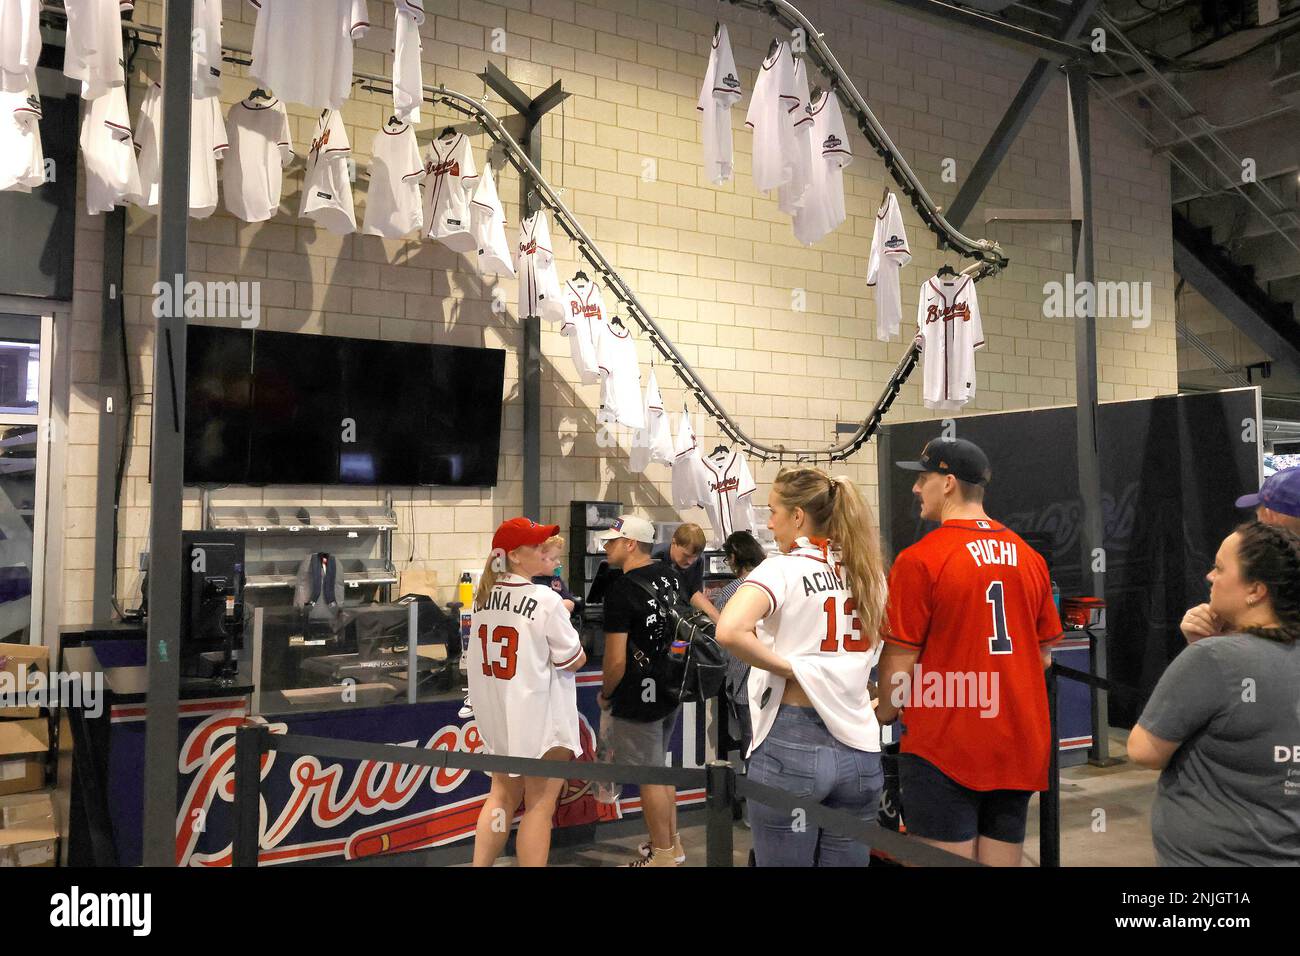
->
xmin=737 ymin=580 xmax=776 ymax=616
xmin=553 ymin=647 xmax=584 ymax=669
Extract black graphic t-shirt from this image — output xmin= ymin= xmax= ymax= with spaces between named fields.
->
xmin=602 ymin=560 xmax=681 ymax=660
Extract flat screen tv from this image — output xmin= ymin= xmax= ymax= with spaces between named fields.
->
xmin=184 ymin=326 xmax=505 ymax=487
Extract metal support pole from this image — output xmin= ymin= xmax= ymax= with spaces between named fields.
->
xmin=93 ymin=207 xmax=127 ymax=621
xmin=1040 ymin=664 xmax=1061 ymax=867
xmin=704 ymin=760 xmax=736 ymax=866
xmin=142 ymin=0 xmax=195 ymax=867
xmin=232 ymin=724 xmax=269 ymax=867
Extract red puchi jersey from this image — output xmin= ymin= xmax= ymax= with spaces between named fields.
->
xmin=884 ymin=519 xmax=1062 ymax=791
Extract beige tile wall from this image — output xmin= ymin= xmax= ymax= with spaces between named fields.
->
xmin=55 ymin=0 xmax=1179 ymax=627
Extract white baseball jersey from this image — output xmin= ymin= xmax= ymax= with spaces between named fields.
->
xmin=739 ymin=539 xmax=882 ymax=755
xmin=192 ymin=0 xmax=224 ymax=98
xmin=595 ymin=320 xmax=644 ymax=431
xmin=792 ymin=90 xmax=852 ymax=246
xmin=79 ymin=84 xmax=140 ymax=214
xmin=918 ymin=274 xmax=984 ymax=410
xmin=300 ymin=109 xmax=356 ymax=234
xmin=697 ymin=24 xmax=742 ymax=186
xmin=744 ymin=40 xmax=799 ymax=196
xmin=248 ymin=0 xmax=369 ymax=111
xmin=422 ymin=132 xmax=477 ymax=252
xmin=0 ymin=0 xmax=40 ymax=94
xmin=692 ymin=448 xmax=756 ymax=544
xmin=223 ymin=95 xmax=292 ymax=223
xmin=393 ymin=0 xmax=423 ymax=123
xmin=776 ymin=57 xmax=812 ymax=216
xmin=467 ymin=574 xmax=584 ymax=763
xmin=671 ymin=409 xmax=707 ymax=511
xmin=516 ymin=210 xmax=564 ymax=321
xmin=63 ymin=0 xmax=131 ymax=100
xmin=868 ymin=192 xmax=912 ymax=339
xmin=560 ymin=278 xmax=604 ymax=385
xmin=0 ymin=85 xmax=41 ymax=192
xmin=630 ymin=369 xmax=673 ymax=473
xmin=362 ymin=120 xmax=424 ymax=238
xmin=470 ymin=163 xmax=513 ymax=276
xmin=132 ymin=84 xmax=228 ymax=219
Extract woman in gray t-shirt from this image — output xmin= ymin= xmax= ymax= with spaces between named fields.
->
xmin=1129 ymin=520 xmax=1300 ymax=866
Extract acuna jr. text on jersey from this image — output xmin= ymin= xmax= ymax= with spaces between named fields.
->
xmin=802 ymin=570 xmax=845 ymax=595
xmin=483 ymin=589 xmax=542 ymax=620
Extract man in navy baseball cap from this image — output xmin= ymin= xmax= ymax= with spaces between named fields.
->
xmin=1236 ymin=467 xmax=1300 ymax=533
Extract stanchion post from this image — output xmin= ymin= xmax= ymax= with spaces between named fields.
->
xmin=233 ymin=724 xmax=270 ymax=867
xmin=705 ymin=760 xmax=735 ymax=867
xmin=1040 ymin=663 xmax=1061 ymax=868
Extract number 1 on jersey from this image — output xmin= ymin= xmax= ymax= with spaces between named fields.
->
xmin=986 ymin=581 xmax=1013 ymax=655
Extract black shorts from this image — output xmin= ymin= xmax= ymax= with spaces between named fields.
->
xmin=898 ymin=753 xmax=1034 ymax=843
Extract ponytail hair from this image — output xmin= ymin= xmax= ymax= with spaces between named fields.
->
xmin=472 ymin=548 xmax=510 ymax=612
xmin=1234 ymin=520 xmax=1300 ymax=644
xmin=773 ymin=467 xmax=888 ymax=647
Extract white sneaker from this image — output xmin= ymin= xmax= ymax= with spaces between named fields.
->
xmin=637 ymin=834 xmax=685 ymax=865
xmin=458 ymin=693 xmax=474 ymax=719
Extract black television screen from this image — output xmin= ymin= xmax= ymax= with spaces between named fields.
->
xmin=338 ymin=338 xmax=429 ymax=485
xmin=184 ymin=326 xmax=254 ymax=484
xmin=247 ymin=331 xmax=344 ymax=485
xmin=421 ymin=344 xmax=506 ymax=487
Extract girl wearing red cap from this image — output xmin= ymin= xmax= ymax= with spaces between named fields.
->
xmin=469 ymin=517 xmax=588 ymax=867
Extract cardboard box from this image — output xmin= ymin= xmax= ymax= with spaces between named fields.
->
xmin=0 ymin=718 xmax=48 ymax=797
xmin=0 ymin=643 xmax=49 ymax=719
xmin=0 ymin=791 xmax=57 ymax=867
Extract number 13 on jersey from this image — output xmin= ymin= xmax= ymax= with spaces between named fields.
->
xmin=820 ymin=596 xmax=870 ymax=653
xmin=478 ymin=624 xmax=519 ymax=679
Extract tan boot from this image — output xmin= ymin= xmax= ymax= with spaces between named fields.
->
xmin=623 ymin=845 xmax=678 ymax=867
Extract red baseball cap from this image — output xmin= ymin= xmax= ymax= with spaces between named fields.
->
xmin=492 ymin=517 xmax=560 ymax=553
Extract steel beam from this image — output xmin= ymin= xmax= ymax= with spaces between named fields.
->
xmin=93 ymin=208 xmax=127 ymax=621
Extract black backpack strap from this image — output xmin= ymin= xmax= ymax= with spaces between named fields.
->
xmin=321 ymin=553 xmax=337 ymax=607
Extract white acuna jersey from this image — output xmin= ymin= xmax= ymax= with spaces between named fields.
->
xmin=0 ymin=0 xmax=41 ymax=94
xmin=362 ymin=120 xmax=425 ymax=238
xmin=517 ymin=209 xmax=564 ymax=322
xmin=300 ymin=109 xmax=356 ymax=235
xmin=422 ymin=132 xmax=477 ymax=252
xmin=467 ymin=574 xmax=584 ymax=763
xmin=918 ymin=273 xmax=984 ymax=410
xmin=192 ymin=0 xmax=224 ymax=98
xmin=697 ymin=24 xmax=742 ymax=186
xmin=671 ymin=409 xmax=706 ymax=511
xmin=393 ymin=0 xmax=424 ymax=123
xmin=0 ymin=85 xmax=42 ymax=192
xmin=560 ymin=278 xmax=604 ymax=385
xmin=776 ymin=56 xmax=812 ymax=216
xmin=629 ymin=368 xmax=674 ymax=473
xmin=744 ymin=40 xmax=799 ymax=196
xmin=469 ymin=163 xmax=513 ymax=277
xmin=63 ymin=0 xmax=130 ymax=100
xmin=739 ymin=538 xmax=883 ymax=756
xmin=682 ymin=447 xmax=756 ymax=546
xmin=132 ymin=84 xmax=229 ymax=219
xmin=248 ymin=0 xmax=369 ymax=111
xmin=223 ymin=95 xmax=292 ymax=223
xmin=868 ymin=192 xmax=912 ymax=339
xmin=792 ymin=90 xmax=852 ymax=246
xmin=595 ymin=318 xmax=644 ymax=431
xmin=79 ymin=84 xmax=140 ymax=214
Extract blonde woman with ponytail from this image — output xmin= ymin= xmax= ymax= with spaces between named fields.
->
xmin=716 ymin=466 xmax=889 ymax=866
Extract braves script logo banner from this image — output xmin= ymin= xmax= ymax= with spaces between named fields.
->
xmin=429 ymin=159 xmax=460 ymax=177
xmin=309 ymin=125 xmax=331 ymax=159
xmin=925 ymin=301 xmax=972 ymax=325
xmin=571 ymin=301 xmax=601 ymax=320
xmin=711 ymin=476 xmax=741 ymax=495
xmin=521 ymin=239 xmax=538 ymax=256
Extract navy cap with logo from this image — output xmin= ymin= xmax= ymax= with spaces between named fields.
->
xmin=895 ymin=437 xmax=992 ymax=487
xmin=1235 ymin=467 xmax=1300 ymax=519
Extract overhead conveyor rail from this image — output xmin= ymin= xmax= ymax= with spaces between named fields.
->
xmin=41 ymin=0 xmax=992 ymax=463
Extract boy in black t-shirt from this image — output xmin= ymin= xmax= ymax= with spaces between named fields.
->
xmin=651 ymin=522 xmax=720 ymax=624
xmin=596 ymin=514 xmax=684 ymax=867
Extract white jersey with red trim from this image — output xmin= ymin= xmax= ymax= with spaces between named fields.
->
xmin=560 ymin=278 xmax=605 ymax=385
xmin=671 ymin=409 xmax=708 ymax=511
xmin=868 ymin=192 xmax=912 ymax=339
xmin=694 ymin=448 xmax=756 ymax=545
xmin=744 ymin=40 xmax=799 ymax=195
xmin=792 ymin=89 xmax=852 ymax=246
xmin=697 ymin=23 xmax=742 ymax=185
xmin=132 ymin=83 xmax=229 ymax=218
xmin=393 ymin=0 xmax=424 ymax=123
xmin=422 ymin=132 xmax=477 ymax=251
xmin=595 ymin=319 xmax=644 ymax=430
xmin=362 ymin=120 xmax=424 ymax=238
xmin=224 ymin=96 xmax=292 ymax=223
xmin=248 ymin=0 xmax=369 ymax=111
xmin=0 ymin=86 xmax=42 ymax=192
xmin=192 ymin=0 xmax=224 ymax=98
xmin=777 ymin=56 xmax=812 ymax=216
xmin=517 ymin=210 xmax=564 ymax=321
xmin=467 ymin=573 xmax=584 ymax=764
xmin=918 ymin=274 xmax=984 ymax=410
xmin=300 ymin=109 xmax=356 ymax=234
xmin=63 ymin=0 xmax=131 ymax=100
xmin=630 ymin=368 xmax=673 ymax=473
xmin=739 ymin=539 xmax=882 ymax=755
xmin=79 ymin=84 xmax=140 ymax=214
xmin=470 ymin=163 xmax=513 ymax=277
xmin=0 ymin=0 xmax=41 ymax=94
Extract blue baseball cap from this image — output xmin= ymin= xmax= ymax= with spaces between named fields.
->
xmin=1236 ymin=467 xmax=1300 ymax=518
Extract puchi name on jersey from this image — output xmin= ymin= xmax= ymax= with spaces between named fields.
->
xmin=482 ymin=588 xmax=541 ymax=620
xmin=802 ymin=569 xmax=845 ymax=596
xmin=966 ymin=539 xmax=1019 ymax=567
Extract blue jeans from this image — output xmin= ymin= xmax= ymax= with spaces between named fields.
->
xmin=747 ymin=705 xmax=884 ymax=867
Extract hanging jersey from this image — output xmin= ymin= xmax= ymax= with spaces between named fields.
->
xmin=362 ymin=121 xmax=424 ymax=238
xmin=869 ymin=193 xmax=912 ymax=339
xmin=79 ymin=84 xmax=140 ymax=214
xmin=467 ymin=574 xmax=584 ymax=764
xmin=192 ymin=0 xmax=223 ymax=98
xmin=517 ymin=209 xmax=564 ymax=322
xmin=422 ymin=132 xmax=477 ymax=252
xmin=776 ymin=56 xmax=812 ymax=216
xmin=630 ymin=368 xmax=673 ymax=473
xmin=0 ymin=0 xmax=40 ymax=94
xmin=595 ymin=320 xmax=644 ymax=430
xmin=393 ymin=0 xmax=424 ymax=123
xmin=0 ymin=86 xmax=42 ymax=192
xmin=697 ymin=23 xmax=742 ymax=186
xmin=248 ymin=0 xmax=369 ymax=111
xmin=132 ymin=84 xmax=229 ymax=218
xmin=740 ymin=539 xmax=882 ymax=756
xmin=885 ymin=519 xmax=1063 ymax=791
xmin=744 ymin=40 xmax=799 ymax=195
xmin=63 ymin=0 xmax=131 ymax=100
xmin=223 ymin=96 xmax=292 ymax=223
xmin=300 ymin=108 xmax=356 ymax=235
xmin=560 ymin=278 xmax=604 ymax=385
xmin=694 ymin=448 xmax=756 ymax=545
xmin=671 ymin=409 xmax=708 ymax=511
xmin=918 ymin=274 xmax=983 ymax=410
xmin=792 ymin=90 xmax=852 ymax=246
xmin=469 ymin=163 xmax=513 ymax=276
